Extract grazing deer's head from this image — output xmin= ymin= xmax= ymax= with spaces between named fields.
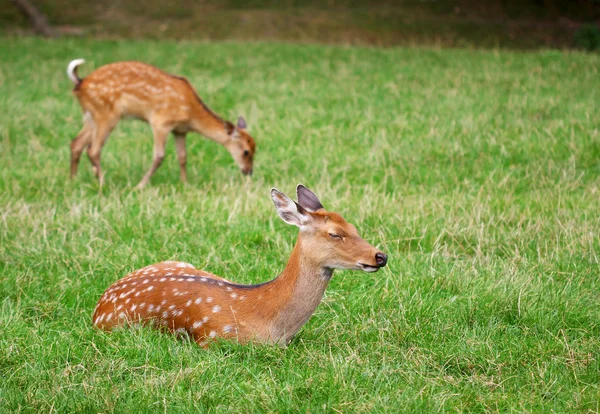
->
xmin=225 ymin=116 xmax=256 ymax=176
xmin=271 ymin=185 xmax=388 ymax=273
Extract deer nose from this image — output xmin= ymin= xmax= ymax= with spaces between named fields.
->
xmin=375 ymin=252 xmax=388 ymax=267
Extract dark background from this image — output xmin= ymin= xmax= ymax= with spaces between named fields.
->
xmin=3 ymin=0 xmax=600 ymax=49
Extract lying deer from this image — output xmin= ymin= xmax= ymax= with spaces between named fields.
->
xmin=93 ymin=185 xmax=388 ymax=346
xmin=66 ymin=59 xmax=256 ymax=188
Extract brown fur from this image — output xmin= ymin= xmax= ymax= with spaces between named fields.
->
xmin=67 ymin=60 xmax=256 ymax=188
xmin=92 ymin=186 xmax=387 ymax=347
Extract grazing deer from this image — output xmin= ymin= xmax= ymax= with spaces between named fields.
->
xmin=66 ymin=59 xmax=256 ymax=188
xmin=93 ymin=185 xmax=388 ymax=347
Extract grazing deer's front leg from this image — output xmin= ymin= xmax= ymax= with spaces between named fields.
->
xmin=174 ymin=132 xmax=187 ymax=183
xmin=87 ymin=115 xmax=116 ymax=185
xmin=136 ymin=123 xmax=171 ymax=189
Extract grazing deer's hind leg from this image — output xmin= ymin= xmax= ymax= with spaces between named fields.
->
xmin=70 ymin=111 xmax=95 ymax=178
xmin=87 ymin=115 xmax=117 ymax=186
xmin=136 ymin=123 xmax=170 ymax=189
xmin=70 ymin=125 xmax=92 ymax=179
xmin=174 ymin=132 xmax=187 ymax=183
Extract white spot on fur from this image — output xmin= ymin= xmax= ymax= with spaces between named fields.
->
xmin=212 ymin=305 xmax=221 ymax=313
xmin=206 ymin=297 xmax=213 ymax=303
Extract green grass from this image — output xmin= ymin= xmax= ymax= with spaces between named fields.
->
xmin=1 ymin=37 xmax=600 ymax=412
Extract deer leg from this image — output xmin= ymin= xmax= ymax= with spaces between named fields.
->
xmin=70 ymin=125 xmax=92 ymax=179
xmin=174 ymin=132 xmax=187 ymax=183
xmin=70 ymin=111 xmax=95 ymax=179
xmin=136 ymin=124 xmax=170 ymax=189
xmin=86 ymin=116 xmax=116 ymax=186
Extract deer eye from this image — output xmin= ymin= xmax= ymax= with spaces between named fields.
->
xmin=328 ymin=233 xmax=342 ymax=240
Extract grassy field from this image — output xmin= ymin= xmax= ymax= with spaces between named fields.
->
xmin=1 ymin=37 xmax=599 ymax=412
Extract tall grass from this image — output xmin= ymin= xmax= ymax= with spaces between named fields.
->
xmin=0 ymin=38 xmax=599 ymax=411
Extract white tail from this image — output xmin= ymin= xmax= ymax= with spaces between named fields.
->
xmin=67 ymin=58 xmax=85 ymax=84
xmin=67 ymin=60 xmax=256 ymax=188
xmin=93 ymin=185 xmax=388 ymax=347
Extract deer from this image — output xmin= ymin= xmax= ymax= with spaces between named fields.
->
xmin=66 ymin=59 xmax=256 ymax=188
xmin=92 ymin=185 xmax=388 ymax=347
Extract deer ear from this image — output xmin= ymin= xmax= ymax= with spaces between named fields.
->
xmin=271 ymin=188 xmax=309 ymax=227
xmin=296 ymin=184 xmax=324 ymax=212
xmin=237 ymin=116 xmax=247 ymax=130
xmin=225 ymin=121 xmax=235 ymax=136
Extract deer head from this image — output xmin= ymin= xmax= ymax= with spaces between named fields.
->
xmin=271 ymin=185 xmax=387 ymax=273
xmin=224 ymin=116 xmax=256 ymax=176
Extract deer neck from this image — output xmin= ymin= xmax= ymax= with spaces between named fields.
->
xmin=189 ymin=99 xmax=231 ymax=145
xmin=260 ymin=235 xmax=333 ymax=346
